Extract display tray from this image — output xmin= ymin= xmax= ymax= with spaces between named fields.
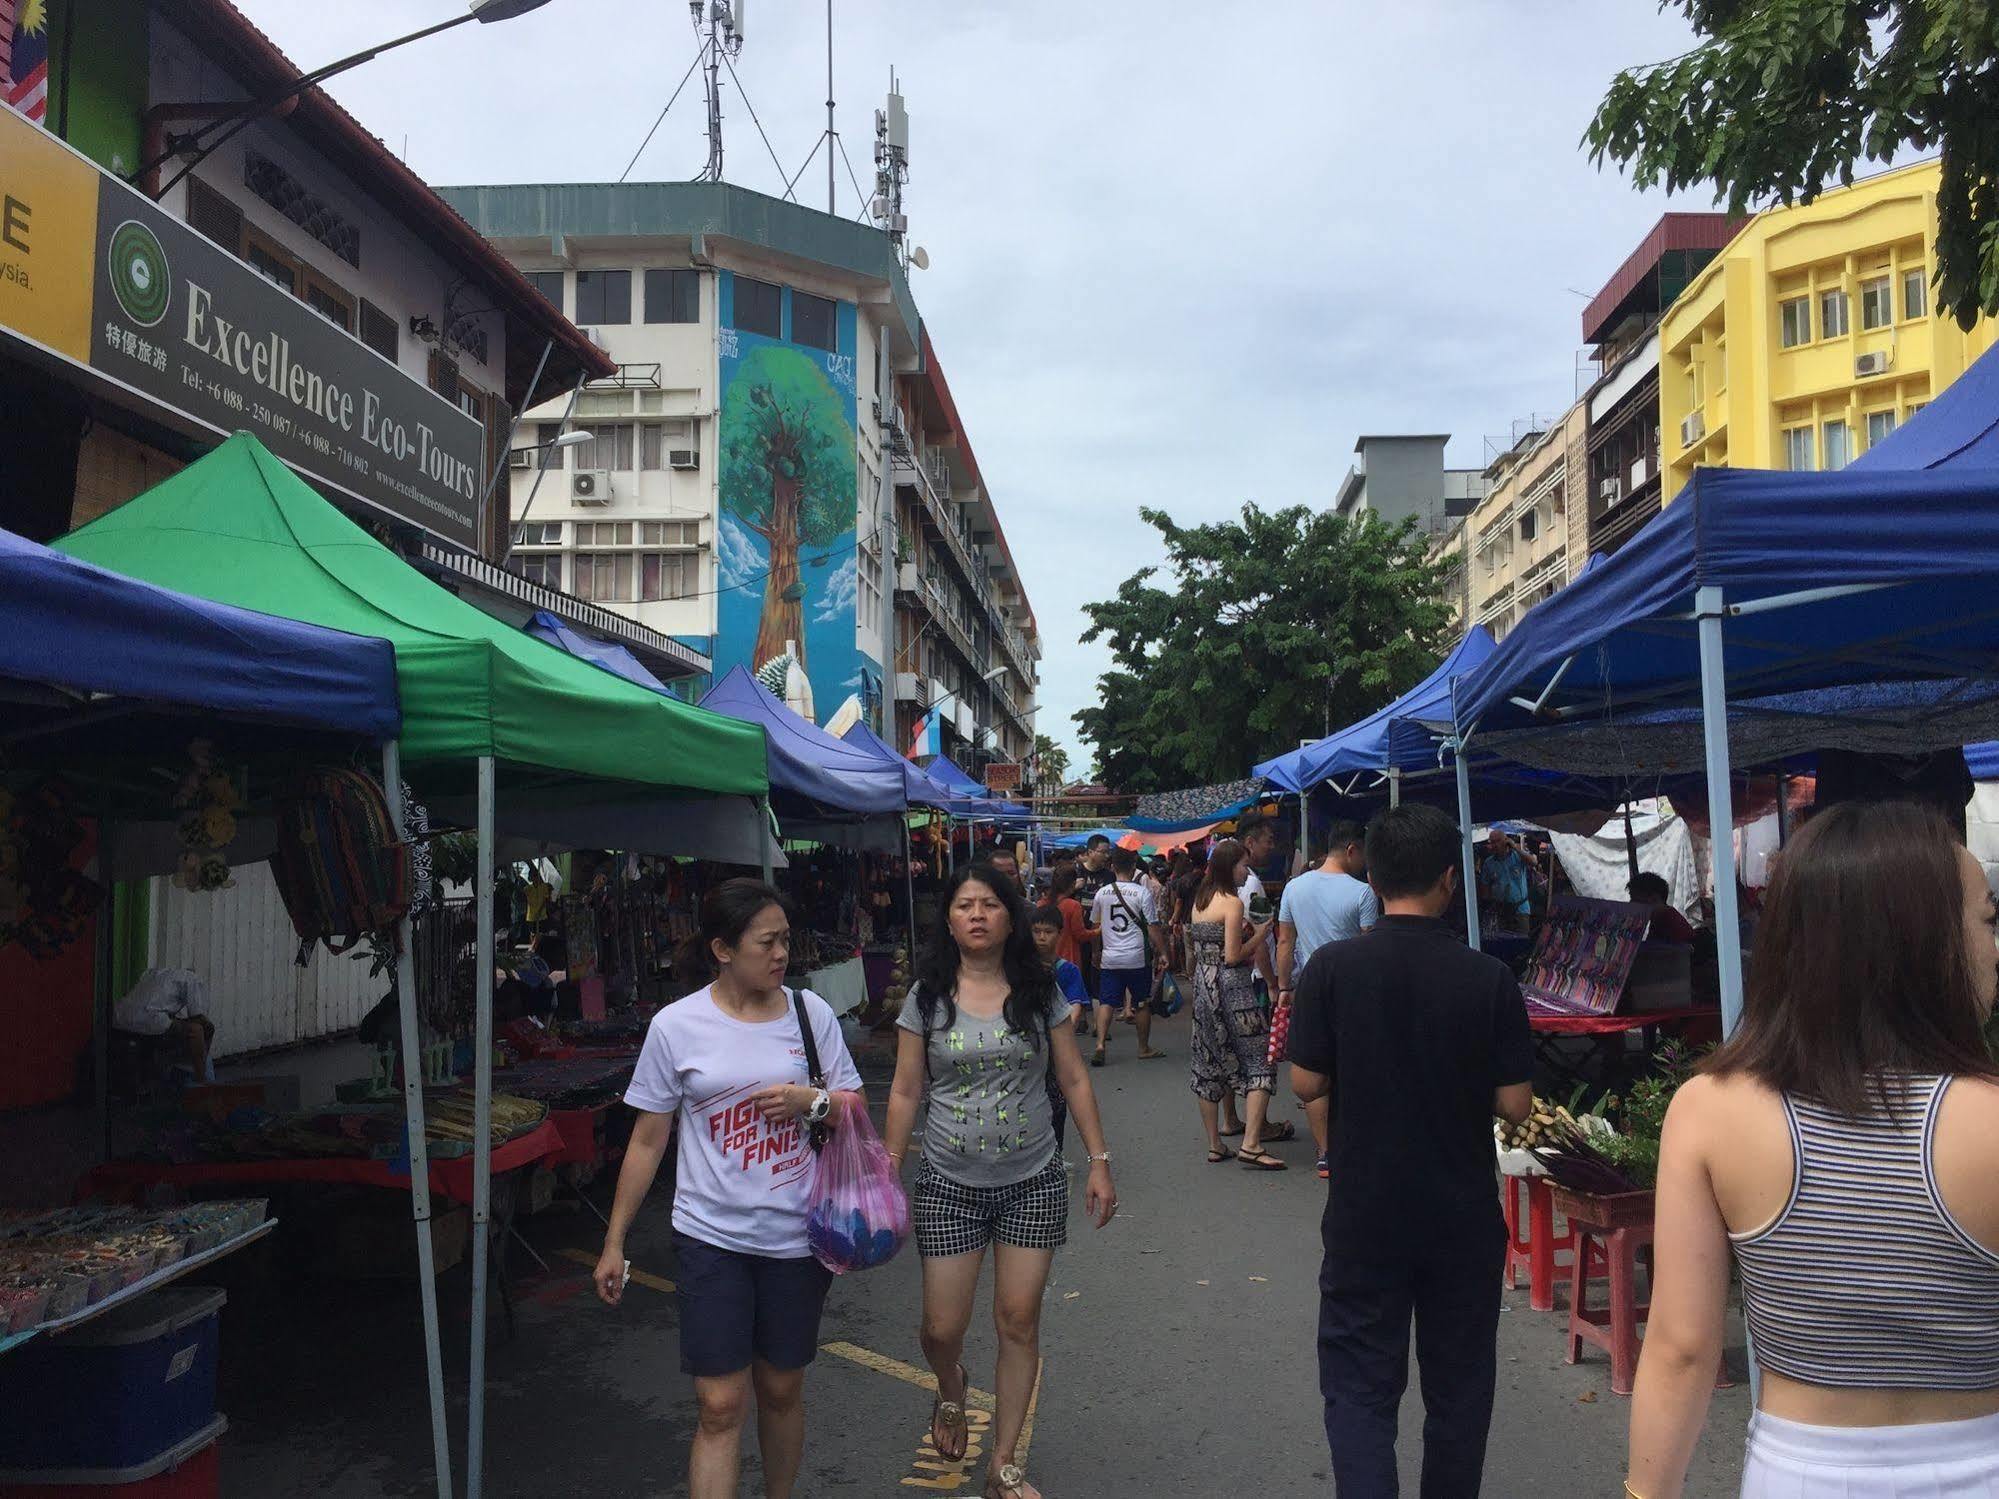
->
xmin=0 ymin=1220 xmax=275 ymax=1357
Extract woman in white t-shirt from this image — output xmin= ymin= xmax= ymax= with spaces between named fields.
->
xmin=593 ymin=879 xmax=863 ymax=1499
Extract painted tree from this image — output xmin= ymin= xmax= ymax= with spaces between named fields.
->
xmin=720 ymin=343 xmax=856 ymax=670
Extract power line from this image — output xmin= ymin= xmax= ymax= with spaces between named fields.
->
xmin=619 ymin=47 xmax=706 ymax=183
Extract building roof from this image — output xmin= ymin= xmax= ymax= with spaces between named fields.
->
xmin=1352 ymin=433 xmax=1449 ymax=452
xmin=163 ymin=0 xmax=614 ymax=402
xmin=1583 ymin=212 xmax=1745 ymax=346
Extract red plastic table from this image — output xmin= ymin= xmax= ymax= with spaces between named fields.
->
xmin=1500 ymin=1173 xmax=1574 ymax=1313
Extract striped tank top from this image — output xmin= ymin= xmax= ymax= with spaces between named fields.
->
xmin=1730 ymin=1073 xmax=1999 ymax=1389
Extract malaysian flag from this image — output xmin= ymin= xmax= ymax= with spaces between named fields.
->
xmin=7 ymin=0 xmax=49 ymax=123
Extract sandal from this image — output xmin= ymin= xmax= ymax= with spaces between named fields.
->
xmin=1205 ymin=1147 xmax=1230 ymax=1163
xmin=1219 ymin=1124 xmax=1245 ymax=1138
xmin=930 ymin=1364 xmax=969 ymax=1462
xmin=1090 ymin=1047 xmax=1106 ymax=1068
xmin=1260 ymin=1120 xmax=1297 ymax=1144
xmin=1137 ymin=1048 xmax=1166 ymax=1060
xmin=986 ymin=1462 xmax=1039 ymax=1499
xmin=1237 ymin=1147 xmax=1288 ymax=1171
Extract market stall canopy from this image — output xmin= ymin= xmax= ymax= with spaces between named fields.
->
xmin=54 ymin=434 xmax=767 ymax=795
xmin=1119 ymin=823 xmax=1216 ymax=854
xmin=1447 ymin=430 xmax=1999 ymax=773
xmin=524 ymin=610 xmax=670 ymax=693
xmin=1970 ymin=743 xmax=1999 ymax=781
xmin=699 ymin=666 xmax=906 ymax=815
xmin=922 ymin=756 xmax=1032 ymax=817
xmin=1044 ymin=828 xmax=1132 ymax=851
xmin=1258 ymin=630 xmax=1499 ymax=793
xmin=1 ymin=524 xmax=398 ymax=741
xmin=1128 ymin=776 xmax=1269 ymax=833
xmin=840 ymin=723 xmax=977 ymax=812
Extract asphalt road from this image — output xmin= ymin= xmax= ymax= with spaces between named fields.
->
xmin=209 ymin=1010 xmax=1752 ymax=1496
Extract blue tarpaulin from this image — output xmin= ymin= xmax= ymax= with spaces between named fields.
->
xmin=524 ymin=610 xmax=670 ymax=693
xmin=1044 ymin=828 xmax=1130 ymax=850
xmin=2 ymin=525 xmax=399 ymax=739
xmin=700 ymin=666 xmax=906 ymax=815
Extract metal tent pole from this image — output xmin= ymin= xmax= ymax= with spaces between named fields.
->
xmin=1623 ymin=802 xmax=1641 ymax=886
xmin=1695 ymin=586 xmax=1746 ymax=1033
xmin=382 ymin=744 xmax=454 ymax=1499
xmin=902 ymin=818 xmax=917 ymax=950
xmin=1388 ymin=767 xmax=1401 ymax=808
xmin=468 ymin=755 xmax=496 ymax=1499
xmin=1776 ymin=772 xmax=1792 ymax=848
xmin=1454 ymin=747 xmax=1482 ymax=951
xmin=758 ymin=794 xmax=775 ymax=883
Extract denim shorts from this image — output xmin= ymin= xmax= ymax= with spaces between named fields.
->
xmin=1097 ymin=966 xmax=1151 ymax=1008
xmin=671 ymin=1230 xmax=833 ymax=1377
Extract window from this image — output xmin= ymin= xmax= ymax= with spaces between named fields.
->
xmin=516 ymin=522 xmax=564 ymax=546
xmin=304 ymin=274 xmax=353 ymax=332
xmin=528 ymin=271 xmax=564 ymax=310
xmin=243 ymin=149 xmax=360 ymax=268
xmin=644 ymin=269 xmax=700 ymax=324
xmin=1865 ymin=409 xmax=1897 ymax=449
xmin=524 ymin=423 xmax=564 ymax=471
xmin=859 ymin=539 xmax=883 ymax=625
xmin=358 ymin=299 xmax=398 ymax=363
xmin=640 ymin=552 xmax=697 ymax=601
xmin=1784 ymin=426 xmax=1815 ymax=471
xmin=573 ymin=425 xmax=635 ymax=471
xmin=641 ymin=520 xmax=699 ymax=546
xmin=513 ymin=553 xmax=562 ymax=588
xmin=1909 ymin=400 xmax=1929 ymax=417
xmin=640 ymin=422 xmax=694 ymax=469
xmin=1819 ymin=288 xmax=1849 ymax=338
xmin=791 ymin=291 xmax=837 ymax=352
xmin=1861 ymin=276 xmax=1893 ymax=330
xmin=574 ymin=270 xmax=631 ymax=325
xmin=574 ymin=552 xmax=634 ymax=603
xmin=1822 ymin=419 xmax=1851 ymax=471
xmin=1779 ymin=297 xmax=1811 ymax=347
xmin=244 ymin=232 xmax=296 ymax=294
xmin=1518 ymin=509 xmax=1537 ymax=543
xmin=734 ymin=276 xmax=782 ymax=338
xmin=1904 ymin=268 xmax=1929 ymax=321
xmin=183 ymin=177 xmax=243 ymax=250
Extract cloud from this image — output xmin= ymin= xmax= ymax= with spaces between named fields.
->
xmin=812 ymin=554 xmax=857 ymax=624
xmin=716 ymin=514 xmax=761 ymax=591
xmin=241 ymin=0 xmax=1707 ymax=768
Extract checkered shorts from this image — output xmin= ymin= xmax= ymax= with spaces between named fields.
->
xmin=913 ymin=1155 xmax=1069 ymax=1258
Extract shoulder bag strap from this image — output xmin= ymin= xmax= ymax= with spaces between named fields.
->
xmin=1108 ymin=881 xmax=1153 ymax=966
xmin=789 ymin=987 xmax=830 ymax=1152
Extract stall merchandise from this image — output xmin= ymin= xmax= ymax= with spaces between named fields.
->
xmin=1518 ymin=895 xmax=1651 ymax=1016
xmin=0 ymin=1202 xmax=268 ymax=1341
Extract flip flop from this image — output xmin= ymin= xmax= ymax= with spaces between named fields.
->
xmin=1237 ymin=1148 xmax=1287 ymax=1171
xmin=1091 ymin=1048 xmax=1106 ymax=1068
xmin=1206 ymin=1147 xmax=1230 ymax=1163
xmin=1137 ymin=1049 xmax=1166 ymax=1060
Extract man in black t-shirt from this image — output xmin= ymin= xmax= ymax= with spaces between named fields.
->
xmin=1287 ymin=803 xmax=1533 ymax=1498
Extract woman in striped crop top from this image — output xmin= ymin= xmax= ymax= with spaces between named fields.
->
xmin=1628 ymin=800 xmax=1999 ymax=1499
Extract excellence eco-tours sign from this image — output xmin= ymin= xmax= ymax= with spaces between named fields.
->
xmin=0 ymin=106 xmax=482 ymax=546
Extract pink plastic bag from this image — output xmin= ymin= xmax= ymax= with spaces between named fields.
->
xmin=805 ymin=1096 xmax=911 ymax=1274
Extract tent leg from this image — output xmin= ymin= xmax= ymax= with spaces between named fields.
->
xmin=383 ymin=745 xmax=454 ymax=1499
xmin=1695 ymin=587 xmax=1745 ymax=1035
xmin=468 ymin=755 xmax=496 ymax=1499
xmin=1388 ymin=768 xmax=1400 ymax=809
xmin=902 ymin=820 xmax=918 ymax=952
xmin=758 ymin=795 xmax=774 ymax=884
xmin=1623 ymin=802 xmax=1641 ymax=886
xmin=1776 ymin=773 xmax=1791 ymax=848
xmin=1454 ymin=748 xmax=1481 ymax=952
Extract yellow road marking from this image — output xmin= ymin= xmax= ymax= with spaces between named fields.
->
xmin=556 ymin=1247 xmax=676 ymax=1294
xmin=819 ymin=1341 xmax=996 ymax=1409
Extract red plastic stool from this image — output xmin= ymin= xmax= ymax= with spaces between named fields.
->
xmin=1500 ymin=1173 xmax=1574 ymax=1313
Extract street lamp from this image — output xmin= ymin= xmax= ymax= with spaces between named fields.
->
xmin=510 ymin=429 xmax=593 ymax=458
xmin=134 ymin=1 xmax=561 ymax=199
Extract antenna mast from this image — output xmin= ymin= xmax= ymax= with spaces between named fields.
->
xmin=824 ymin=0 xmax=836 ymax=214
xmin=693 ymin=0 xmax=744 ymax=183
xmin=872 ymin=71 xmax=910 ymax=261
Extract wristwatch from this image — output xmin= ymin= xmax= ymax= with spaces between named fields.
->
xmin=805 ymin=1088 xmax=832 ymax=1124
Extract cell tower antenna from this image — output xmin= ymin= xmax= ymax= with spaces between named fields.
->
xmin=872 ymin=69 xmax=911 ymax=262
xmin=693 ymin=0 xmax=744 ymax=183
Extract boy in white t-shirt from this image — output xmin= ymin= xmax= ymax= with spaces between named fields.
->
xmin=1087 ymin=846 xmax=1167 ymax=1067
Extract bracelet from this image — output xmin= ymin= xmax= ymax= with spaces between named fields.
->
xmin=1624 ymin=1484 xmax=1647 ymax=1499
xmin=1088 ymin=1151 xmax=1112 ymax=1164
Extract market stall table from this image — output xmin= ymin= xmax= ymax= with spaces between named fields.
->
xmin=801 ymin=956 xmax=867 ymax=1017
xmin=1527 ymin=1006 xmax=1722 ymax=1099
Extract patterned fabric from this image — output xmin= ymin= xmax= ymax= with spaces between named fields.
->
xmin=1133 ymin=777 xmax=1268 ymax=827
xmin=1186 ymin=921 xmax=1274 ymax=1100
xmin=1731 ymin=1073 xmax=1999 ymax=1390
xmin=913 ymin=1156 xmax=1068 ymax=1257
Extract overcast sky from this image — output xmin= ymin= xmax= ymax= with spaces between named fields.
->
xmin=238 ymin=0 xmax=1708 ymax=774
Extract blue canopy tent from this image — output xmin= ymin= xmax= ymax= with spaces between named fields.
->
xmin=1969 ymin=743 xmax=1999 ymax=781
xmin=925 ymin=755 xmax=1032 ymax=818
xmin=700 ymin=666 xmax=906 ymax=827
xmin=1449 ymin=343 xmax=1999 ymax=1025
xmin=3 ymin=523 xmax=399 ymax=748
xmin=523 ymin=610 xmax=671 ymax=693
xmin=842 ymin=722 xmax=983 ymax=813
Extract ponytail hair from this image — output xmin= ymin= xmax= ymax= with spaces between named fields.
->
xmin=675 ymin=878 xmax=795 ymax=983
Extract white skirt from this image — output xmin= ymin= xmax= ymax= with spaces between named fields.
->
xmin=1743 ymin=1410 xmax=1999 ymax=1497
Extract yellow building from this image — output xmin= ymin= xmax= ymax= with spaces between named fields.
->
xmin=1662 ymin=161 xmax=1997 ymax=496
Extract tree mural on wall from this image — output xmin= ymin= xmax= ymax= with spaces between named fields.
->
xmin=720 ymin=342 xmax=856 ymax=671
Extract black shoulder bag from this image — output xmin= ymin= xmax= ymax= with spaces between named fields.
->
xmin=789 ymin=988 xmax=831 ymax=1153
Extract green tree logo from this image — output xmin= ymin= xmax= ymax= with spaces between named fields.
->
xmin=107 ymin=220 xmax=170 ymax=328
xmin=720 ymin=343 xmax=856 ymax=671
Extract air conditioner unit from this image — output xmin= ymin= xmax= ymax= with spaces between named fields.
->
xmin=509 ymin=448 xmax=533 ymax=470
xmin=1679 ymin=410 xmax=1706 ymax=447
xmin=1855 ymin=350 xmax=1892 ymax=377
xmin=668 ymin=449 xmax=699 ymax=470
xmin=1598 ymin=477 xmax=1623 ymax=504
xmin=571 ymin=469 xmax=611 ymax=505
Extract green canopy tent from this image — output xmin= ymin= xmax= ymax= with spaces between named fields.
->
xmin=56 ymin=432 xmax=769 ymax=1499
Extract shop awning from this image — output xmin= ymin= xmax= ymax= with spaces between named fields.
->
xmin=523 ymin=610 xmax=670 ymax=693
xmin=54 ymin=434 xmax=767 ymax=795
xmin=1 ymin=524 xmax=398 ymax=741
xmin=700 ymin=666 xmax=906 ymax=815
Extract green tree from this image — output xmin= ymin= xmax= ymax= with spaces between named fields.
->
xmin=1075 ymin=505 xmax=1454 ymax=793
xmin=1033 ymin=733 xmax=1071 ymax=792
xmin=719 ymin=344 xmax=856 ymax=669
xmin=1587 ymin=1 xmax=1999 ymax=329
